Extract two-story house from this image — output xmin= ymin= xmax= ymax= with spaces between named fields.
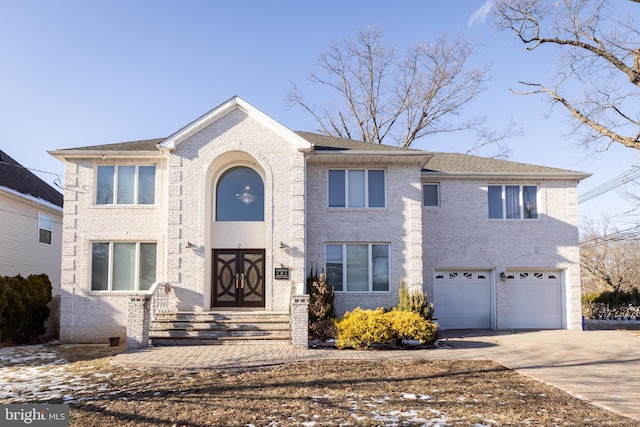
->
xmin=0 ymin=150 xmax=64 ymax=338
xmin=50 ymin=96 xmax=589 ymax=345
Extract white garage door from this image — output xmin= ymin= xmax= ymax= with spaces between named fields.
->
xmin=504 ymin=271 xmax=563 ymax=329
xmin=433 ymin=271 xmax=491 ymax=329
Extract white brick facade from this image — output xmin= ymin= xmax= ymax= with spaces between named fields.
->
xmin=423 ymin=179 xmax=583 ymax=329
xmin=58 ymin=158 xmax=167 ymax=342
xmin=55 ymin=99 xmax=309 ymax=342
xmin=305 ymin=162 xmax=425 ymax=315
xmin=165 ymin=109 xmax=306 ymax=312
xmin=51 ymin=97 xmax=588 ymax=343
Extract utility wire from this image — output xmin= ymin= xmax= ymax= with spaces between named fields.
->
xmin=0 ymin=160 xmax=64 ymax=190
xmin=580 ymin=226 xmax=640 ymax=249
xmin=578 ymin=167 xmax=640 ymax=204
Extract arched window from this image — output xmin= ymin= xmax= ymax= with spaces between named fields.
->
xmin=216 ymin=166 xmax=264 ymax=221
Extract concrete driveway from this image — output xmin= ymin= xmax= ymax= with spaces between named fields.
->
xmin=436 ymin=329 xmax=640 ymax=421
xmin=114 ymin=329 xmax=640 ymax=421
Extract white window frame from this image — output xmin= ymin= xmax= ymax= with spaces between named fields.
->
xmin=328 ymin=169 xmax=386 ymax=208
xmin=488 ymin=185 xmax=539 ymax=220
xmin=90 ymin=241 xmax=157 ymax=291
xmin=422 ymin=183 xmax=440 ymax=207
xmin=95 ymin=164 xmax=156 ymax=206
xmin=325 ymin=243 xmax=390 ymax=292
xmin=38 ymin=213 xmax=53 ymax=244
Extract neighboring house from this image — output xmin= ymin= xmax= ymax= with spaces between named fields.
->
xmin=0 ymin=149 xmax=64 ymax=338
xmin=49 ymin=96 xmax=590 ymax=345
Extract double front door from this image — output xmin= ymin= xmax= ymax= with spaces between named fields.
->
xmin=212 ymin=249 xmax=265 ymax=308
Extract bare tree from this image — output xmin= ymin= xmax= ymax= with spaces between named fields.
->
xmin=580 ymin=219 xmax=640 ymax=293
xmin=288 ymin=27 xmax=518 ymax=155
xmin=494 ymin=0 xmax=640 ymax=152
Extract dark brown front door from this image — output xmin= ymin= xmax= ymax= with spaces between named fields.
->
xmin=212 ymin=249 xmax=265 ymax=308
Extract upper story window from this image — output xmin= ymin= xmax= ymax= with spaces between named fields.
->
xmin=91 ymin=241 xmax=157 ymax=291
xmin=422 ymin=183 xmax=440 ymax=207
xmin=216 ymin=166 xmax=264 ymax=221
xmin=96 ymin=165 xmax=156 ymax=205
xmin=328 ymin=169 xmax=385 ymax=208
xmin=488 ymin=185 xmax=538 ymax=219
xmin=38 ymin=213 xmax=53 ymax=244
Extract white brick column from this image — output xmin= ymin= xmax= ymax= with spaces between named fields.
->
xmin=126 ymin=295 xmax=151 ymax=349
xmin=290 ymin=295 xmax=309 ymax=348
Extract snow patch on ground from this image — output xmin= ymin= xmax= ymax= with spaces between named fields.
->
xmin=0 ymin=344 xmax=106 ymax=403
xmin=1 ymin=345 xmax=508 ymax=426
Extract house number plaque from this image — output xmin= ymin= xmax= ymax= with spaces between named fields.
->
xmin=274 ymin=267 xmax=289 ymax=280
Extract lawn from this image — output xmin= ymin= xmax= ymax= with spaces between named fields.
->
xmin=1 ymin=343 xmax=636 ymax=426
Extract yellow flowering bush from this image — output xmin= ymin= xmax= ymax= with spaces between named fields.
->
xmin=335 ymin=308 xmax=437 ymax=349
xmin=335 ymin=308 xmax=392 ymax=349
xmin=385 ymin=310 xmax=437 ymax=345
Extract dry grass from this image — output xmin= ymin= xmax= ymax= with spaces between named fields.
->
xmin=30 ymin=344 xmax=635 ymax=426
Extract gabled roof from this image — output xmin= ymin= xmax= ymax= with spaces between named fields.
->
xmin=298 ymin=131 xmax=433 ymax=167
xmin=297 ymin=131 xmax=589 ymax=179
xmin=159 ymin=96 xmax=312 ymax=152
xmin=423 ymin=152 xmax=591 ymax=180
xmin=50 ymin=97 xmax=313 ymax=160
xmin=49 ymin=138 xmax=165 ymax=160
xmin=296 ymin=131 xmax=422 ymax=153
xmin=62 ymin=138 xmax=165 ymax=152
xmin=47 ymin=97 xmax=589 ymax=181
xmin=0 ymin=150 xmax=63 ymax=207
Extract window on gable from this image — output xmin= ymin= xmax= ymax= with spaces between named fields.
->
xmin=422 ymin=183 xmax=440 ymax=207
xmin=91 ymin=242 xmax=157 ymax=291
xmin=328 ymin=169 xmax=385 ymax=208
xmin=96 ymin=165 xmax=156 ymax=205
xmin=38 ymin=213 xmax=53 ymax=244
xmin=488 ymin=185 xmax=538 ymax=219
xmin=326 ymin=243 xmax=389 ymax=292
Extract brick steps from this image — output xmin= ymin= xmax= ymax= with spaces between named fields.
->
xmin=150 ymin=311 xmax=291 ymax=346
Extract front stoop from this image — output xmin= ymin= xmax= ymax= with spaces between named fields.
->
xmin=149 ymin=312 xmax=291 ymax=346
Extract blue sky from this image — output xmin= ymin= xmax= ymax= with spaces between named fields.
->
xmin=1 ymin=0 xmax=637 ymax=226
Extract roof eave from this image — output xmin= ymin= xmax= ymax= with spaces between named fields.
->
xmin=0 ymin=186 xmax=63 ymax=212
xmin=421 ymin=171 xmax=592 ymax=181
xmin=309 ymin=150 xmax=433 ymax=167
xmin=49 ymin=149 xmax=164 ymax=161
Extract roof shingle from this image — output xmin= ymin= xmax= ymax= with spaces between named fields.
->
xmin=0 ymin=150 xmax=63 ymax=207
xmin=423 ymin=152 xmax=587 ymax=176
xmin=53 ymin=132 xmax=588 ymax=178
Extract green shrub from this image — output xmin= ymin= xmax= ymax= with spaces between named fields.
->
xmin=581 ymin=291 xmax=601 ymax=305
xmin=0 ymin=274 xmax=52 ymax=344
xmin=582 ymin=288 xmax=640 ymax=320
xmin=397 ymin=279 xmax=434 ymax=321
xmin=592 ymin=288 xmax=640 ymax=306
xmin=335 ymin=308 xmax=438 ymax=349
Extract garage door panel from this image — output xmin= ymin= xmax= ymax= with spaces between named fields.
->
xmin=434 ymin=271 xmax=491 ymax=329
xmin=504 ymin=271 xmax=562 ymax=329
